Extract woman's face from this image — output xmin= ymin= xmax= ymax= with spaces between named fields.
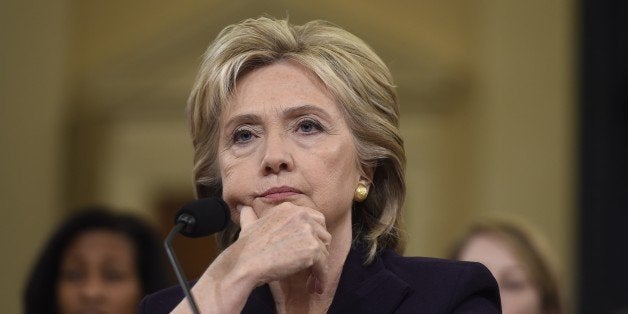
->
xmin=57 ymin=230 xmax=141 ymax=314
xmin=218 ymin=61 xmax=363 ymax=231
xmin=457 ymin=233 xmax=542 ymax=314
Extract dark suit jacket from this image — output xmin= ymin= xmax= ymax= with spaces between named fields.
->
xmin=139 ymin=245 xmax=500 ymax=313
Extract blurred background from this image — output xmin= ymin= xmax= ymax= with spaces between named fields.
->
xmin=2 ymin=0 xmax=626 ymax=313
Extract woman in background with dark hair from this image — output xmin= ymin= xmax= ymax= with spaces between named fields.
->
xmin=23 ymin=207 xmax=171 ymax=314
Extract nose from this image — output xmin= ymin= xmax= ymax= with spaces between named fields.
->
xmin=261 ymin=132 xmax=293 ymax=175
xmin=80 ymin=275 xmax=106 ymax=303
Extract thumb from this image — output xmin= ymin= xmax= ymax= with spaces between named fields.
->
xmin=238 ymin=205 xmax=257 ymax=230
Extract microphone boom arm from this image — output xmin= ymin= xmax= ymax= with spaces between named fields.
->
xmin=164 ymin=220 xmax=200 ymax=314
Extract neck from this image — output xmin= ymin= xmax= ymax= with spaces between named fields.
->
xmin=270 ymin=216 xmax=352 ymax=314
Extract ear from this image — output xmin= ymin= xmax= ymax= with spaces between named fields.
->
xmin=360 ymin=165 xmax=375 ymax=185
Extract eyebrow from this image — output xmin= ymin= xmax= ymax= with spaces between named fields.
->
xmin=223 ymin=113 xmax=261 ymax=132
xmin=282 ymin=104 xmax=334 ymax=121
xmin=223 ymin=103 xmax=334 ymax=131
xmin=499 ymin=264 xmax=527 ymax=276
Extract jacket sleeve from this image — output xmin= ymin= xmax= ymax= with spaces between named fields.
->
xmin=136 ymin=285 xmax=185 ymax=314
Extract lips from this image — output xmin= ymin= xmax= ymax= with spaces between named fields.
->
xmin=260 ymin=186 xmax=302 ymax=199
xmin=75 ymin=308 xmax=106 ymax=314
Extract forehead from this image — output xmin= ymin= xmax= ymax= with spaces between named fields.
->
xmin=224 ymin=61 xmax=339 ymax=116
xmin=63 ymin=229 xmax=135 ymax=262
xmin=459 ymin=233 xmax=522 ymax=272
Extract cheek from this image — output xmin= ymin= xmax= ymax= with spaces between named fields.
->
xmin=219 ymin=154 xmax=254 ymax=209
xmin=318 ymin=144 xmax=359 ymax=183
xmin=57 ymin=282 xmax=78 ymax=310
xmin=305 ymin=143 xmax=360 ymax=204
xmin=110 ymin=280 xmax=142 ymax=313
xmin=501 ymin=286 xmax=542 ymax=314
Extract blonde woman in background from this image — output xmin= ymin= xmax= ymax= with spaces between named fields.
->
xmin=450 ymin=219 xmax=563 ymax=314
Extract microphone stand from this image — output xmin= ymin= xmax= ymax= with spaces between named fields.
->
xmin=165 ymin=219 xmax=200 ymax=314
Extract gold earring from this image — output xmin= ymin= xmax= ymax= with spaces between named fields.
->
xmin=354 ymin=183 xmax=368 ymax=202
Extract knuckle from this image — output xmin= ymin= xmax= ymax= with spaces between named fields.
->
xmin=305 ymin=239 xmax=319 ymax=252
xmin=301 ymin=223 xmax=313 ymax=234
xmin=314 ymin=211 xmax=325 ymax=222
xmin=296 ymin=209 xmax=309 ymax=220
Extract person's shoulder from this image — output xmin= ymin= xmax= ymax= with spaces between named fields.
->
xmin=379 ymin=249 xmax=501 ymax=313
xmin=380 ymin=249 xmax=487 ymax=282
xmin=138 ymin=284 xmax=185 ymax=314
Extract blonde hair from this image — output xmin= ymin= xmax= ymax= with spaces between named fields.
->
xmin=187 ymin=17 xmax=406 ymax=263
xmin=449 ymin=219 xmax=563 ymax=314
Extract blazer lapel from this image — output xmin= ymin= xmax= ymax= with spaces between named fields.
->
xmin=328 ymin=245 xmax=411 ymax=313
xmin=241 ymin=245 xmax=411 ymax=314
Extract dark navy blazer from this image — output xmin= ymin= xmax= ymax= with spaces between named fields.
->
xmin=139 ymin=245 xmax=500 ymax=313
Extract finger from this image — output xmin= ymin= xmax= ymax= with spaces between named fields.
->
xmin=306 ymin=209 xmax=327 ymax=229
xmin=277 ymin=202 xmax=327 ymax=229
xmin=307 ymin=272 xmax=317 ymax=294
xmin=311 ymin=221 xmax=332 ymax=247
xmin=239 ymin=205 xmax=257 ymax=230
xmin=315 ymin=276 xmax=323 ymax=294
xmin=310 ymin=252 xmax=328 ymax=294
xmin=308 ymin=236 xmax=329 ymax=295
xmin=306 ymin=272 xmax=324 ymax=295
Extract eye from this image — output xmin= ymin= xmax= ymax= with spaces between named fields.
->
xmin=60 ymin=268 xmax=85 ymax=283
xmin=500 ymin=275 xmax=530 ymax=293
xmin=501 ymin=281 xmax=526 ymax=293
xmin=232 ymin=127 xmax=257 ymax=144
xmin=295 ymin=119 xmax=323 ymax=134
xmin=103 ymin=268 xmax=126 ymax=282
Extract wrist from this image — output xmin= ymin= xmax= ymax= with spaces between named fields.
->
xmin=190 ymin=244 xmax=258 ymax=313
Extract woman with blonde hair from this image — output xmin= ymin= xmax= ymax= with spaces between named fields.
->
xmin=140 ymin=16 xmax=500 ymax=313
xmin=450 ymin=219 xmax=563 ymax=314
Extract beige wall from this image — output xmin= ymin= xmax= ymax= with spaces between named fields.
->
xmin=2 ymin=1 xmax=576 ymax=312
xmin=471 ymin=1 xmax=576 ymax=302
xmin=1 ymin=1 xmax=70 ymax=313
xmin=405 ymin=2 xmax=576 ymax=307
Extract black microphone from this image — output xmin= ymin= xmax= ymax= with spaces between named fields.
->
xmin=164 ymin=197 xmax=230 ymax=314
xmin=175 ymin=197 xmax=230 ymax=237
